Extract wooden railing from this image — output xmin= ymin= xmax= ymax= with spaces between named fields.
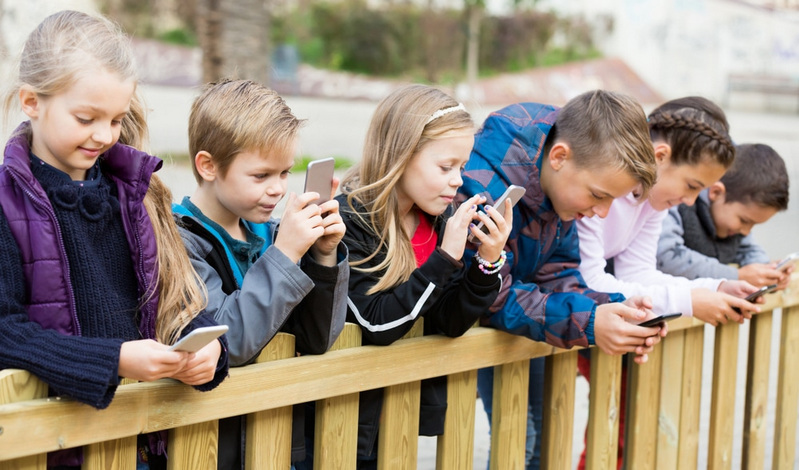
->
xmin=1 ymin=281 xmax=798 ymax=469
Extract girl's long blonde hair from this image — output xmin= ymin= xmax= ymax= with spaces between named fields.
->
xmin=3 ymin=10 xmax=204 ymax=344
xmin=341 ymin=84 xmax=473 ymax=294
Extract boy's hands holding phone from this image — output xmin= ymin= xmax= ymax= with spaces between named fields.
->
xmin=308 ymin=178 xmax=346 ymax=267
xmin=275 ymin=157 xmax=344 ymax=266
xmin=275 ymin=178 xmax=344 ymax=267
xmin=737 ymin=263 xmax=790 ymax=290
xmin=274 ymin=192 xmax=329 ymax=263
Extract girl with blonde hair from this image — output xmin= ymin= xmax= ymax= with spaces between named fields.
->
xmin=319 ymin=84 xmax=512 ymax=468
xmin=0 ymin=10 xmax=228 ymax=468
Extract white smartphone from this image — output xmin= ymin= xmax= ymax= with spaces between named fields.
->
xmin=304 ymin=157 xmax=336 ymax=205
xmin=468 ymin=184 xmax=525 ymax=242
xmin=776 ymin=252 xmax=799 ymax=271
xmin=168 ymin=325 xmax=229 ymax=353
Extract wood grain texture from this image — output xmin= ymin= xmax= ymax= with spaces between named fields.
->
xmin=586 ymin=349 xmax=621 ymax=470
xmin=541 ymin=351 xmax=577 ymax=470
xmin=708 ymin=322 xmax=739 ymax=470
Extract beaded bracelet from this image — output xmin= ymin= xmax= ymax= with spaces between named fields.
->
xmin=475 ymin=250 xmax=507 ymax=275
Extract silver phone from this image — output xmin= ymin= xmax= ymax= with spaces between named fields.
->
xmin=776 ymin=252 xmax=799 ymax=271
xmin=468 ymin=184 xmax=525 ymax=242
xmin=304 ymin=158 xmax=335 ymax=205
xmin=169 ymin=325 xmax=229 ymax=353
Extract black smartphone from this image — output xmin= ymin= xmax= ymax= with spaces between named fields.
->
xmin=637 ymin=312 xmax=682 ymax=328
xmin=304 ymin=157 xmax=335 ymax=205
xmin=468 ymin=184 xmax=525 ymax=242
xmin=745 ymin=283 xmax=779 ymax=303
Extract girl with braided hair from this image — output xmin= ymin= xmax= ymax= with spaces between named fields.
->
xmin=573 ymin=97 xmax=761 ymax=470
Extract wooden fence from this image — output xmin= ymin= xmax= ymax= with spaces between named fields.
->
xmin=1 ymin=281 xmax=798 ymax=469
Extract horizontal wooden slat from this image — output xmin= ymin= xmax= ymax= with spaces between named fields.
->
xmin=0 ymin=327 xmax=564 ymax=460
xmin=0 ymin=285 xmax=796 ymax=463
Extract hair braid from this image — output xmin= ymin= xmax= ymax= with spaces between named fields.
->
xmin=649 ymin=112 xmax=735 ymax=157
xmin=647 ymin=97 xmax=735 ymax=168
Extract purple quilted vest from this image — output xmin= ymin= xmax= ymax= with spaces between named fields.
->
xmin=0 ymin=123 xmax=162 ymax=338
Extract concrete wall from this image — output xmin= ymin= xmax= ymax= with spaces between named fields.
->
xmin=538 ymin=0 xmax=799 ymax=111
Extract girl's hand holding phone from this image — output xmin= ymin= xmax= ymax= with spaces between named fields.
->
xmin=440 ymin=194 xmax=485 ymax=260
xmin=472 ymin=197 xmax=513 ymax=263
xmin=118 ymin=339 xmax=191 ymax=382
xmin=171 ymin=338 xmax=222 ymax=386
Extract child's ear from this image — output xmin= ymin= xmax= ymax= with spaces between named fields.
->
xmin=547 ymin=142 xmax=571 ymax=171
xmin=19 ymin=85 xmax=41 ymax=119
xmin=707 ymin=181 xmax=726 ymax=202
xmin=653 ymin=142 xmax=671 ymax=165
xmin=194 ymin=151 xmax=218 ymax=182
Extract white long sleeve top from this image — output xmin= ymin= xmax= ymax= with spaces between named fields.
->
xmin=576 ymin=193 xmax=722 ymax=316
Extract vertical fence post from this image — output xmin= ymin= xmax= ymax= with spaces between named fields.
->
xmin=540 ymin=350 xmax=577 ymax=470
xmin=656 ymin=329 xmax=685 ymax=470
xmin=436 ymin=368 xmax=478 ymax=469
xmin=773 ymin=305 xmax=799 ymax=468
xmin=83 ymin=378 xmax=139 ymax=470
xmin=377 ymin=320 xmax=424 ymax=469
xmin=314 ymin=323 xmax=361 ymax=469
xmin=678 ymin=325 xmax=704 ymax=468
xmin=489 ymin=359 xmax=530 ymax=470
xmin=625 ymin=341 xmax=663 ymax=469
xmin=0 ymin=370 xmax=48 ymax=470
xmin=245 ymin=332 xmax=296 ymax=469
xmin=585 ymin=349 xmax=622 ymax=470
xmin=742 ymin=311 xmax=773 ymax=470
xmin=708 ymin=321 xmax=739 ymax=470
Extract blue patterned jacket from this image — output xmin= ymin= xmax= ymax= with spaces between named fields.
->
xmin=459 ymin=102 xmax=625 ymax=348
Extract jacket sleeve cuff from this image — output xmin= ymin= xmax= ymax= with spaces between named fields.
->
xmin=585 ymin=308 xmax=596 ymax=346
xmin=301 ymin=242 xmax=349 ymax=282
xmin=465 ymin=256 xmax=503 ymax=288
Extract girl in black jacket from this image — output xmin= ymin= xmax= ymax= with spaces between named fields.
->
xmin=315 ymin=84 xmax=513 ymax=468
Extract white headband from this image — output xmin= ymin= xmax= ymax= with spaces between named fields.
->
xmin=426 ymin=103 xmax=466 ymax=124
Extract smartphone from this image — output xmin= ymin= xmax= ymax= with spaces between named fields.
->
xmin=304 ymin=157 xmax=336 ymax=205
xmin=776 ymin=252 xmax=799 ymax=271
xmin=745 ymin=283 xmax=779 ymax=303
xmin=468 ymin=185 xmax=525 ymax=242
xmin=169 ymin=325 xmax=229 ymax=353
xmin=637 ymin=312 xmax=682 ymax=328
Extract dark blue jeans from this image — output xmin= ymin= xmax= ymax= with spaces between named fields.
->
xmin=476 ymin=357 xmax=544 ymax=470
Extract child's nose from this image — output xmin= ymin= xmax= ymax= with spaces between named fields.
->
xmin=593 ymin=201 xmax=612 ymax=218
xmin=92 ymin=124 xmax=113 ymax=145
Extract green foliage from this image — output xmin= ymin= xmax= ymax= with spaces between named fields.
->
xmin=158 ymin=28 xmax=198 ymax=47
xmin=271 ymin=2 xmax=600 ymax=80
xmin=293 ymin=155 xmax=354 ymax=172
